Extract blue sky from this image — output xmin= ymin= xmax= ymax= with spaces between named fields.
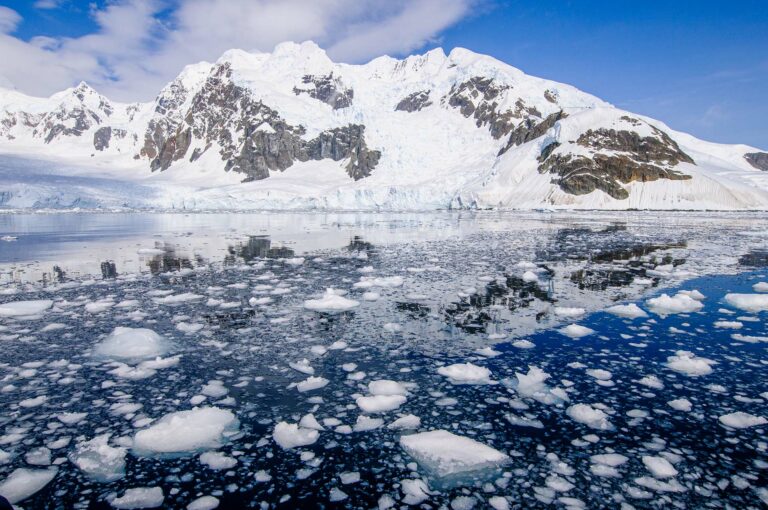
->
xmin=1 ymin=0 xmax=766 ymax=148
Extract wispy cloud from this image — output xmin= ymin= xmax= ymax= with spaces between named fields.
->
xmin=0 ymin=0 xmax=480 ymax=101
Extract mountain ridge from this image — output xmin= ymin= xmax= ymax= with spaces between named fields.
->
xmin=0 ymin=41 xmax=767 ymax=211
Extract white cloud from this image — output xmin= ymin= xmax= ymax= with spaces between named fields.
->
xmin=0 ymin=7 xmax=22 ymax=34
xmin=0 ymin=0 xmax=479 ymax=102
xmin=33 ymin=0 xmax=63 ymax=9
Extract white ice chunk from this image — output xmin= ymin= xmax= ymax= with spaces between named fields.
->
xmin=187 ymin=495 xmax=220 ymax=510
xmin=646 ymin=293 xmax=703 ymax=316
xmin=388 ymin=415 xmax=421 ymax=430
xmin=110 ymin=487 xmax=164 ymax=509
xmin=642 ymin=456 xmax=678 ymax=478
xmin=667 ymin=399 xmax=692 ymax=412
xmin=93 ymin=327 xmax=171 ymax=362
xmin=296 ymin=376 xmax=329 ymax=392
xmin=303 ymin=289 xmax=359 ymax=313
xmin=566 ymin=404 xmax=613 ymax=430
xmin=70 ymin=434 xmax=127 ymax=482
xmin=368 ymin=380 xmax=408 ymax=396
xmin=133 ymin=408 xmax=239 ymax=456
xmin=437 ymin=363 xmax=494 ymax=385
xmin=399 ymin=430 xmax=509 ymax=481
xmin=0 ymin=467 xmax=58 ymax=504
xmin=605 ymin=303 xmax=648 ymax=319
xmin=0 ymin=299 xmax=53 ymax=318
xmin=356 ymin=395 xmax=407 ymax=413
xmin=718 ymin=412 xmax=767 ymax=429
xmin=724 ymin=293 xmax=768 ymax=313
xmin=559 ymin=324 xmax=594 ymax=339
xmin=272 ymin=422 xmax=319 ymax=449
xmin=199 ymin=451 xmax=237 ymax=470
xmin=666 ymin=351 xmax=716 ymax=376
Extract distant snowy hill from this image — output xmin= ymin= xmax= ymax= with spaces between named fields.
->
xmin=1 ymin=41 xmax=767 ymax=210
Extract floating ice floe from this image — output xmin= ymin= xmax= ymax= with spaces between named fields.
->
xmin=512 ymin=339 xmax=535 ymax=349
xmin=723 ymin=293 xmax=768 ymax=313
xmin=554 ymin=307 xmax=586 ymax=317
xmin=296 ymin=376 xmax=329 ymax=392
xmin=731 ymin=333 xmax=768 ymax=343
xmin=133 ymin=407 xmax=239 ymax=456
xmin=714 ymin=320 xmax=742 ymax=329
xmin=605 ymin=303 xmax=648 ymax=319
xmin=356 ymin=395 xmax=407 ymax=413
xmin=272 ymin=422 xmax=319 ymax=449
xmin=303 ymin=288 xmax=360 ymax=312
xmin=93 ymin=327 xmax=172 ymax=362
xmin=187 ymin=495 xmax=220 ymax=510
xmin=153 ymin=293 xmax=205 ymax=305
xmin=353 ymin=276 xmax=404 ymax=288
xmin=642 ymin=456 xmax=678 ymax=478
xmin=437 ymin=363 xmax=494 ymax=385
xmin=475 ymin=346 xmax=502 ymax=357
xmin=505 ymin=414 xmax=544 ymax=429
xmin=590 ymin=453 xmax=628 ymax=477
xmin=666 ymin=351 xmax=716 ymax=376
xmin=0 ymin=467 xmax=58 ymax=504
xmin=0 ymin=299 xmax=53 ymax=318
xmin=646 ymin=293 xmax=704 ymax=316
xmin=566 ymin=404 xmax=613 ymax=430
xmin=522 ymin=271 xmax=539 ymax=283
xmin=110 ymin=487 xmax=164 ymax=509
xmin=718 ymin=412 xmax=767 ymax=429
xmin=753 ymin=282 xmax=768 ymax=292
xmin=388 ymin=414 xmax=421 ymax=430
xmin=512 ymin=366 xmax=569 ymax=405
xmin=559 ymin=324 xmax=595 ymax=339
xmin=69 ymin=434 xmax=127 ymax=482
xmin=368 ymin=380 xmax=407 ymax=396
xmin=399 ymin=430 xmax=509 ymax=486
xmin=199 ymin=451 xmax=237 ymax=470
xmin=637 ymin=375 xmax=664 ymax=390
xmin=667 ymin=398 xmax=692 ymax=412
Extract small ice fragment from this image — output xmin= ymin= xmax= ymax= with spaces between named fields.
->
xmin=0 ymin=300 xmax=53 ymax=318
xmin=132 ymin=408 xmax=239 ymax=456
xmin=272 ymin=422 xmax=319 ymax=449
xmin=303 ymin=289 xmax=359 ymax=313
xmin=724 ymin=293 xmax=768 ymax=313
xmin=667 ymin=399 xmax=692 ymax=412
xmin=642 ymin=456 xmax=678 ymax=478
xmin=187 ymin=495 xmax=220 ymax=510
xmin=437 ymin=363 xmax=494 ymax=385
xmin=110 ymin=487 xmax=164 ymax=509
xmin=554 ymin=307 xmax=585 ymax=317
xmin=296 ymin=377 xmax=329 ymax=392
xmin=387 ymin=414 xmax=421 ymax=430
xmin=368 ymin=380 xmax=407 ymax=396
xmin=0 ymin=467 xmax=58 ymax=504
xmin=399 ymin=430 xmax=509 ymax=480
xmin=559 ymin=324 xmax=594 ymax=339
xmin=93 ymin=327 xmax=171 ymax=362
xmin=566 ymin=404 xmax=613 ymax=430
xmin=605 ymin=303 xmax=648 ymax=319
xmin=646 ymin=293 xmax=703 ymax=316
xmin=666 ymin=351 xmax=716 ymax=376
xmin=718 ymin=412 xmax=767 ymax=429
xmin=356 ymin=395 xmax=406 ymax=413
xmin=69 ymin=434 xmax=126 ymax=482
xmin=199 ymin=451 xmax=237 ymax=470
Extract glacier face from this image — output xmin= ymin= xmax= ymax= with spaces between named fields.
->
xmin=0 ymin=40 xmax=767 ymax=211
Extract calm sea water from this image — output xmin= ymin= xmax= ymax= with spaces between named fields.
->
xmin=0 ymin=211 xmax=766 ymax=509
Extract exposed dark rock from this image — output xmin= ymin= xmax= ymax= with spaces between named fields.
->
xmin=498 ymin=111 xmax=567 ymax=155
xmin=446 ymin=77 xmax=541 ymax=139
xmin=141 ymin=62 xmax=379 ymax=180
xmin=745 ymin=152 xmax=768 ymax=171
xmin=539 ymin=127 xmax=694 ymax=199
xmin=293 ymin=74 xmax=353 ymax=109
xmin=395 ymin=91 xmax=432 ymax=112
xmin=544 ymin=89 xmax=558 ymax=103
xmin=93 ymin=127 xmax=112 ymax=151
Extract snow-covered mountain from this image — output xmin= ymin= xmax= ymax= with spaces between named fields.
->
xmin=1 ymin=41 xmax=767 ymax=210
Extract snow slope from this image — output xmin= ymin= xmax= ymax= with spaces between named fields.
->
xmin=0 ymin=41 xmax=766 ymax=211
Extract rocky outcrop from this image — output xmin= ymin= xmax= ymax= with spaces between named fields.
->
xmin=395 ymin=91 xmax=432 ymax=112
xmin=538 ymin=127 xmax=694 ymax=200
xmin=745 ymin=152 xmax=768 ymax=171
xmin=293 ymin=74 xmax=353 ymax=109
xmin=140 ymin=63 xmax=379 ymax=180
xmin=498 ymin=111 xmax=567 ymax=155
xmin=446 ymin=77 xmax=541 ymax=139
